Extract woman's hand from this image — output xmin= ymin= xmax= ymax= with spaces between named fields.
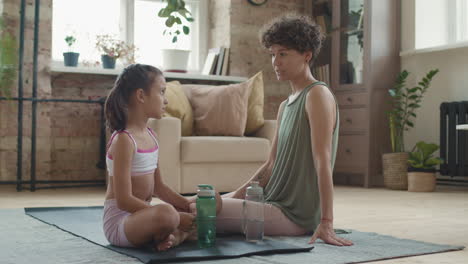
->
xmin=308 ymin=221 xmax=353 ymax=246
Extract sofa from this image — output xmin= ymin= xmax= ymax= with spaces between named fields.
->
xmin=146 ymin=71 xmax=277 ymax=194
xmin=147 ymin=117 xmax=276 ymax=194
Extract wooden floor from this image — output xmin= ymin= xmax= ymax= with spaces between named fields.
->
xmin=1 ymin=184 xmax=467 ymax=263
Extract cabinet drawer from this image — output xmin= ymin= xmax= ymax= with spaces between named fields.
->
xmin=335 ymin=135 xmax=367 ymax=169
xmin=339 ymin=108 xmax=367 ymax=132
xmin=336 ymin=93 xmax=367 ymax=107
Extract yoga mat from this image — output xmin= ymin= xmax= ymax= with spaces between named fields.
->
xmin=3 ymin=208 xmax=462 ymax=264
xmin=24 ymin=206 xmax=313 ymax=263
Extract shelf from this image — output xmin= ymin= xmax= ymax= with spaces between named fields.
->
xmin=50 ymin=63 xmax=247 ymax=83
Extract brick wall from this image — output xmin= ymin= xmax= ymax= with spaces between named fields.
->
xmin=219 ymin=0 xmax=306 ymax=119
xmin=0 ymin=0 xmax=306 ymax=183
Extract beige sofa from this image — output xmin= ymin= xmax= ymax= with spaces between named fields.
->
xmin=147 ymin=117 xmax=276 ymax=194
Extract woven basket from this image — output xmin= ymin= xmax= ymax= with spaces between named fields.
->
xmin=408 ymin=172 xmax=436 ymax=192
xmin=382 ymin=152 xmax=409 ymax=190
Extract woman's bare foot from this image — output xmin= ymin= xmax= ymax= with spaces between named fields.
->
xmin=155 ymin=234 xmax=175 ymax=251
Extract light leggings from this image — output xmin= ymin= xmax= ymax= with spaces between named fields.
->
xmin=216 ymin=198 xmax=307 ymax=236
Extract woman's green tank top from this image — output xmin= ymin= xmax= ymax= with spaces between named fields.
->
xmin=264 ymin=81 xmax=339 ymax=232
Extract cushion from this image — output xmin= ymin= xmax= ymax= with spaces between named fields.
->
xmin=181 ymin=136 xmax=270 ymax=163
xmin=182 ymin=72 xmax=265 ymax=136
xmin=163 ymin=81 xmax=193 ymax=136
xmin=186 ymin=81 xmax=252 ymax=136
xmin=245 ymin=72 xmax=265 ymax=135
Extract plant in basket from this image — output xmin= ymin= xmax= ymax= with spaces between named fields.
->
xmin=382 ymin=69 xmax=439 ymax=190
xmin=407 ymin=141 xmax=443 ymax=192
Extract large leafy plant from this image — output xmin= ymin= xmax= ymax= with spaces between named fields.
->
xmin=0 ymin=17 xmax=18 ymax=98
xmin=387 ymin=69 xmax=439 ymax=153
xmin=408 ymin=141 xmax=443 ymax=170
xmin=158 ymin=0 xmax=194 ymax=44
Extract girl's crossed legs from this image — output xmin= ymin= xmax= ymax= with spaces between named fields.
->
xmin=103 ymin=199 xmax=194 ymax=251
xmin=216 ymin=198 xmax=307 ymax=236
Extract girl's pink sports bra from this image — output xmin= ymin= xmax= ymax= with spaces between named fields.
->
xmin=106 ymin=127 xmax=159 ymax=177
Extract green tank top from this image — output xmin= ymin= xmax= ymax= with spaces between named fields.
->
xmin=264 ymin=81 xmax=340 ymax=232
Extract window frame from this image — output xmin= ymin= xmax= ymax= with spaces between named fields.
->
xmin=51 ymin=0 xmax=208 ymax=72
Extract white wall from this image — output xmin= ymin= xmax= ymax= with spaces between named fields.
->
xmin=401 ymin=0 xmax=468 ymax=152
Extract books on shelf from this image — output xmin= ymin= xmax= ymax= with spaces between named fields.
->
xmin=202 ymin=47 xmax=230 ymax=75
xmin=312 ymin=64 xmax=330 ymax=84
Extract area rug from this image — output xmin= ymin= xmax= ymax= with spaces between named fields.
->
xmin=0 ymin=208 xmax=464 ymax=264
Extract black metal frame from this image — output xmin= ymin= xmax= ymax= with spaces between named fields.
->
xmin=0 ymin=0 xmax=106 ymax=191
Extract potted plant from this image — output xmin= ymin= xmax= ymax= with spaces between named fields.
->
xmin=63 ymin=35 xmax=79 ymax=67
xmin=0 ymin=17 xmax=17 ymax=98
xmin=382 ymin=69 xmax=439 ymax=190
xmin=157 ymin=0 xmax=194 ymax=72
xmin=95 ymin=34 xmax=136 ymax=69
xmin=407 ymin=141 xmax=443 ymax=192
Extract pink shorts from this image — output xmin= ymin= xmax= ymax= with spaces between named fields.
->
xmin=103 ymin=199 xmax=134 ymax=247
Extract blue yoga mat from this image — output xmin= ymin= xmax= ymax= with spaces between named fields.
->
xmin=25 ymin=206 xmax=313 ymax=263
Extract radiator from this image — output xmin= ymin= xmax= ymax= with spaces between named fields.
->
xmin=439 ymin=101 xmax=468 ymax=177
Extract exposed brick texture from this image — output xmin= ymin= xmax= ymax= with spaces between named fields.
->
xmin=0 ymin=0 xmax=305 ymax=184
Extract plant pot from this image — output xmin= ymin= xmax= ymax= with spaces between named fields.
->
xmin=63 ymin=52 xmax=79 ymax=67
xmin=408 ymin=171 xmax=436 ymax=192
xmin=101 ymin=55 xmax=116 ymax=69
xmin=382 ymin=152 xmax=409 ymax=190
xmin=162 ymin=49 xmax=190 ymax=73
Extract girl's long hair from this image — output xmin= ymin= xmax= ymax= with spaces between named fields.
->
xmin=104 ymin=64 xmax=163 ymax=132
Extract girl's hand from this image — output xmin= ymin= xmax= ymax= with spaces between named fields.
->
xmin=178 ymin=212 xmax=196 ymax=232
xmin=308 ymin=221 xmax=354 ymax=246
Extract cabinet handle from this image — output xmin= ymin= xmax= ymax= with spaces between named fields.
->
xmin=345 ymin=148 xmax=352 ymax=154
xmin=345 ymin=118 xmax=352 ymax=123
xmin=347 ymin=97 xmax=353 ymax=103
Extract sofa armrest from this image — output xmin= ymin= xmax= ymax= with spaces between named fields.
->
xmin=252 ymin=120 xmax=277 ymax=144
xmin=147 ymin=117 xmax=182 ymax=192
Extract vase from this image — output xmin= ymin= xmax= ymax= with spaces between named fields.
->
xmin=382 ymin=152 xmax=409 ymax=190
xmin=63 ymin=52 xmax=79 ymax=67
xmin=101 ymin=55 xmax=116 ymax=69
xmin=407 ymin=171 xmax=436 ymax=192
xmin=161 ymin=49 xmax=190 ymax=73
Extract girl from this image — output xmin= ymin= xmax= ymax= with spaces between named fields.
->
xmin=219 ymin=14 xmax=353 ymax=247
xmin=103 ymin=64 xmax=200 ymax=251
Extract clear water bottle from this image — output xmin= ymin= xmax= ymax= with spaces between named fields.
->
xmin=243 ymin=181 xmax=264 ymax=242
xmin=196 ymin=184 xmax=217 ymax=248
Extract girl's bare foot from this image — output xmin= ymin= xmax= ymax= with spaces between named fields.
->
xmin=155 ymin=234 xmax=175 ymax=251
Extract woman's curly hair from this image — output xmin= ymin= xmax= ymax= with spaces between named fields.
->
xmin=260 ymin=14 xmax=325 ymax=67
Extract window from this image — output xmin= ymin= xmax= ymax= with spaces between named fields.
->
xmin=415 ymin=0 xmax=468 ymax=50
xmin=52 ymin=0 xmax=207 ymax=71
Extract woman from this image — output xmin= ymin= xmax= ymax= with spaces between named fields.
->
xmin=218 ymin=14 xmax=353 ymax=247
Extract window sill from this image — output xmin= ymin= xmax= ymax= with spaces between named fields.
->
xmin=400 ymin=41 xmax=468 ymax=57
xmin=50 ymin=63 xmax=247 ymax=83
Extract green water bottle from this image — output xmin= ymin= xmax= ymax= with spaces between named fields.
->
xmin=196 ymin=184 xmax=217 ymax=248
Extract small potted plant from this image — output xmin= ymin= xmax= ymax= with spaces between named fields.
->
xmin=95 ymin=34 xmax=136 ymax=69
xmin=407 ymin=141 xmax=443 ymax=192
xmin=63 ymin=35 xmax=79 ymax=67
xmin=382 ymin=69 xmax=439 ymax=190
xmin=157 ymin=0 xmax=194 ymax=72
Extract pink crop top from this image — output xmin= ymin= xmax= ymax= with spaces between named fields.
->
xmin=106 ymin=128 xmax=159 ymax=177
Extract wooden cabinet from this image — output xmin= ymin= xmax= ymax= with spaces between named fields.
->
xmin=310 ymin=0 xmax=400 ymax=187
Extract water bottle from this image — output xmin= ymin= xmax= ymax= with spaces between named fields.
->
xmin=243 ymin=181 xmax=264 ymax=242
xmin=196 ymin=184 xmax=217 ymax=248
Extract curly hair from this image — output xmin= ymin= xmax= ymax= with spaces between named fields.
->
xmin=260 ymin=14 xmax=325 ymax=67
